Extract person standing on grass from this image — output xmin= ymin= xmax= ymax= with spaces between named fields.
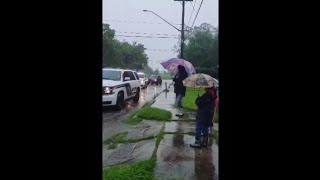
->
xmin=190 ymin=87 xmax=215 ymax=148
xmin=173 ymin=65 xmax=188 ymax=115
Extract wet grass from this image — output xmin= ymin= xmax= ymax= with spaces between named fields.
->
xmin=214 ymin=106 xmax=219 ymax=123
xmin=103 ymin=157 xmax=156 ymax=180
xmin=104 ymin=132 xmax=128 ymax=149
xmin=127 ymin=110 xmax=141 ymax=125
xmin=182 ymin=87 xmax=205 ymax=111
xmin=104 ymin=124 xmax=166 ymax=180
xmin=154 ymin=125 xmax=165 ymax=154
xmin=128 ymin=107 xmax=172 ymax=125
xmin=212 ymin=130 xmax=219 ymax=145
xmin=105 ymin=133 xmax=156 ymax=147
xmin=141 ymin=101 xmax=152 ymax=108
xmin=139 ymin=107 xmax=172 ymax=121
xmin=126 ymin=135 xmax=156 ymax=143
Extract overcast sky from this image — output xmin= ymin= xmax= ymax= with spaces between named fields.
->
xmin=103 ymin=0 xmax=218 ymax=71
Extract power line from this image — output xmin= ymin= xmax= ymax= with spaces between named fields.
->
xmin=103 ymin=19 xmax=181 ymax=26
xmin=145 ymin=49 xmax=172 ymax=52
xmin=114 ymin=35 xmax=179 ymax=39
xmin=187 ymin=0 xmax=197 ymax=26
xmin=191 ymin=0 xmax=204 ymax=28
xmin=115 ymin=31 xmax=179 ymax=37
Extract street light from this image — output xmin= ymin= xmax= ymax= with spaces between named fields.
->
xmin=143 ymin=9 xmax=185 ymax=59
xmin=142 ymin=10 xmax=180 ymax=32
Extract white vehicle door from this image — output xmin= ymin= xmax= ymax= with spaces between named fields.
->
xmin=123 ymin=71 xmax=138 ymax=97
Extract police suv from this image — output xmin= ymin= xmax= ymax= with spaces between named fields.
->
xmin=102 ymin=68 xmax=141 ymax=109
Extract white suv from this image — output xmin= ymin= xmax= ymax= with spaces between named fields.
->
xmin=137 ymin=72 xmax=148 ymax=89
xmin=102 ymin=68 xmax=141 ymax=109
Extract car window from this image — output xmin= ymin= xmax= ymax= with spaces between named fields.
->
xmin=134 ymin=72 xmax=140 ymax=80
xmin=124 ymin=71 xmax=136 ymax=81
xmin=103 ymin=70 xmax=121 ymax=81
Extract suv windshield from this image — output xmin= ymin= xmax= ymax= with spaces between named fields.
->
xmin=103 ymin=70 xmax=121 ymax=81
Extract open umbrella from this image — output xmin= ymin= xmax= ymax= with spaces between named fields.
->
xmin=183 ymin=73 xmax=218 ymax=87
xmin=160 ymin=58 xmax=196 ymax=75
xmin=183 ymin=73 xmax=218 ymax=96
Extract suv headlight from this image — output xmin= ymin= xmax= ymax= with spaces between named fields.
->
xmin=104 ymin=87 xmax=113 ymax=94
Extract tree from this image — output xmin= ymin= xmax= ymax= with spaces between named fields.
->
xmin=143 ymin=65 xmax=153 ymax=76
xmin=174 ymin=23 xmax=218 ymax=68
xmin=154 ymin=69 xmax=160 ymax=75
xmin=103 ymin=23 xmax=149 ymax=69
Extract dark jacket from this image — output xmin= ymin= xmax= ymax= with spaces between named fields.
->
xmin=173 ymin=67 xmax=188 ymax=96
xmin=195 ymin=91 xmax=215 ymax=125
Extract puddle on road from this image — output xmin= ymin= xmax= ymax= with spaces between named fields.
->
xmin=155 ymin=134 xmax=218 ymax=180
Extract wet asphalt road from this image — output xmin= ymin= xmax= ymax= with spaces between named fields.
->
xmin=102 ymin=80 xmax=172 ymax=141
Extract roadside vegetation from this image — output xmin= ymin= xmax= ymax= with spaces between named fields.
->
xmin=128 ymin=107 xmax=172 ymax=125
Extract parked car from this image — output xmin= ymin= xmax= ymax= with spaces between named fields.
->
xmin=102 ymin=68 xmax=141 ymax=110
xmin=137 ymin=72 xmax=148 ymax=89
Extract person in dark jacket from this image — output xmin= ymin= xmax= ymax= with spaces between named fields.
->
xmin=173 ymin=65 xmax=188 ymax=115
xmin=190 ymin=87 xmax=215 ymax=148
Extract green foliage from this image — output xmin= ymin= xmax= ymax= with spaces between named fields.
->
xmin=104 ymin=132 xmax=128 ymax=149
xmin=128 ymin=107 xmax=172 ymax=124
xmin=175 ymin=23 xmax=218 ymax=72
xmin=195 ymin=67 xmax=218 ymax=79
xmin=212 ymin=130 xmax=219 ymax=145
xmin=182 ymin=87 xmax=205 ymax=111
xmin=154 ymin=69 xmax=160 ymax=75
xmin=104 ymin=158 xmax=156 ymax=180
xmin=103 ymin=23 xmax=149 ymax=70
xmin=138 ymin=107 xmax=172 ymax=121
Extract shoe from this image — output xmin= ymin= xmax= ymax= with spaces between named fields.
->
xmin=190 ymin=140 xmax=201 ymax=148
xmin=201 ymin=136 xmax=209 ymax=147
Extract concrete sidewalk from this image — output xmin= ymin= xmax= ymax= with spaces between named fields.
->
xmin=103 ymin=86 xmax=219 ymax=179
xmin=151 ymin=87 xmax=219 ymax=180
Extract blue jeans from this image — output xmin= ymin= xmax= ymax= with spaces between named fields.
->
xmin=176 ymin=94 xmax=183 ymax=108
xmin=195 ymin=121 xmax=209 ymax=141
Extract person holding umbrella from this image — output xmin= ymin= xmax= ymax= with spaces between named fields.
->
xmin=173 ymin=65 xmax=188 ymax=115
xmin=190 ymin=86 xmax=216 ymax=148
xmin=182 ymin=73 xmax=218 ymax=147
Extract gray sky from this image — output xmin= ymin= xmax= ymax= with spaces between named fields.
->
xmin=103 ymin=0 xmax=218 ymax=71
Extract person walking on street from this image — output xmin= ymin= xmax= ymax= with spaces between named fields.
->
xmin=190 ymin=87 xmax=215 ymax=148
xmin=173 ymin=65 xmax=188 ymax=115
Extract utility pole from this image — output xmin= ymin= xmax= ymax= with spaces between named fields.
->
xmin=144 ymin=0 xmax=192 ymax=59
xmin=176 ymin=0 xmax=192 ymax=59
xmin=181 ymin=0 xmax=185 ymax=59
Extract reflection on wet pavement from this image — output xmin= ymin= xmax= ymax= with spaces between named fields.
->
xmin=165 ymin=121 xmax=196 ymax=133
xmin=155 ymin=134 xmax=218 ymax=180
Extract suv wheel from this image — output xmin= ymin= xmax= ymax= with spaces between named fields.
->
xmin=133 ymin=88 xmax=140 ymax=103
xmin=115 ymin=92 xmax=124 ymax=110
